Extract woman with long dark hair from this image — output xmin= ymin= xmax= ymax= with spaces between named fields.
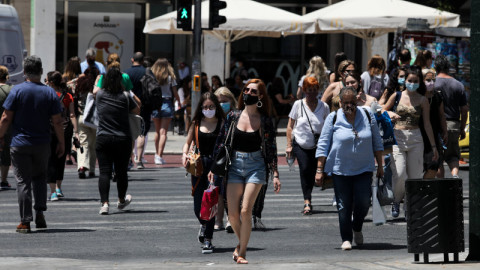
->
xmin=209 ymin=79 xmax=281 ymax=264
xmin=182 ymin=92 xmax=225 ymax=254
xmin=45 ymin=71 xmax=79 ymax=201
xmin=95 ymin=67 xmax=140 ymax=215
xmin=382 ymin=65 xmax=438 ymax=219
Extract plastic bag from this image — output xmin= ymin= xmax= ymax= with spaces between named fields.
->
xmin=200 ymin=184 xmax=219 ymax=221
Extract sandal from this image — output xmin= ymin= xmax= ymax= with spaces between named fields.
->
xmin=232 ymin=244 xmax=240 ymax=262
xmin=303 ymin=203 xmax=312 ymax=215
xmin=236 ymin=256 xmax=248 ymax=264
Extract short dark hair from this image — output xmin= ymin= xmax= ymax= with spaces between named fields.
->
xmin=434 ymin=55 xmax=450 ymax=74
xmin=339 ymin=86 xmax=358 ymax=101
xmin=133 ymin=52 xmax=144 ymax=63
xmin=399 ymin=49 xmax=412 ymax=65
xmin=24 ymin=55 xmax=43 ymax=78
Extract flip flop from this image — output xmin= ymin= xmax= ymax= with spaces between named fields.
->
xmin=303 ymin=203 xmax=312 ymax=215
xmin=232 ymin=244 xmax=240 ymax=262
xmin=236 ymin=256 xmax=248 ymax=264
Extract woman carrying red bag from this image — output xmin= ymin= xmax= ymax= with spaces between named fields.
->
xmin=182 ymin=92 xmax=224 ymax=254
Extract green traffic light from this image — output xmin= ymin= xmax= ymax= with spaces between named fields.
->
xmin=181 ymin=8 xmax=188 ymax=19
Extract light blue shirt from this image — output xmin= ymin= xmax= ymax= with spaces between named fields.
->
xmin=316 ymin=108 xmax=383 ymax=176
xmin=80 ymin=60 xmax=106 ymax=74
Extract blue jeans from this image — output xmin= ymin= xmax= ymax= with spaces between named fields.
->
xmin=227 ymin=150 xmax=266 ymax=185
xmin=333 ymin=172 xmax=372 ymax=242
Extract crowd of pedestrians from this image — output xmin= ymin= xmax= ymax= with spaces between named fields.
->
xmin=0 ymin=48 xmax=469 ymax=263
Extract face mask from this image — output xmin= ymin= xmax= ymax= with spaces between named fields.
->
xmin=397 ymin=78 xmax=405 ymax=86
xmin=425 ymin=81 xmax=434 ymax=91
xmin=405 ymin=82 xmax=419 ymax=92
xmin=220 ymin=102 xmax=230 ymax=113
xmin=202 ymin=109 xmax=216 ymax=119
xmin=342 ymin=103 xmax=357 ymax=114
xmin=235 ymin=62 xmax=240 ymax=68
xmin=243 ymin=94 xmax=259 ymax=106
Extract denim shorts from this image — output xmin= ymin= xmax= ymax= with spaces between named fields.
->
xmin=152 ymin=98 xmax=173 ymax=119
xmin=227 ymin=150 xmax=266 ymax=185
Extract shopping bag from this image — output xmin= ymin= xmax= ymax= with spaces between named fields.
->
xmin=83 ymin=93 xmax=98 ymax=129
xmin=199 ymin=184 xmax=219 ymax=221
xmin=372 ymin=185 xmax=387 ymax=226
xmin=377 ymin=177 xmax=394 ymax=206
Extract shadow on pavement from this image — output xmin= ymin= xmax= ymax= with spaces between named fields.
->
xmin=213 ymin=247 xmax=265 ymax=254
xmin=127 ymin=178 xmax=160 ymax=182
xmin=61 ymin=198 xmax=100 ymax=202
xmin=355 ymin=243 xmax=407 ymax=250
xmin=311 ymin=209 xmax=338 ymax=214
xmin=36 ymin=228 xmax=96 ymax=233
xmin=110 ymin=210 xmax=168 ymax=215
xmin=252 ymin=227 xmax=285 ymax=232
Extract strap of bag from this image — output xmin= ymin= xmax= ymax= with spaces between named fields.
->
xmin=0 ymin=85 xmax=8 ymax=97
xmin=194 ymin=123 xmax=200 ymax=151
xmin=301 ymin=100 xmax=316 ymax=136
xmin=191 ymin=177 xmax=201 ymax=196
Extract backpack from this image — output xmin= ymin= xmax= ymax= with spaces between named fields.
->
xmin=367 ymin=74 xmax=386 ymax=100
xmin=140 ymin=68 xmax=164 ymax=111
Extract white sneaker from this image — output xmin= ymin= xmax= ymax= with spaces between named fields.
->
xmin=99 ymin=203 xmax=109 ymax=215
xmin=154 ymin=155 xmax=161 ymax=165
xmin=341 ymin=241 xmax=352 ymax=250
xmin=159 ymin=157 xmax=166 ymax=164
xmin=353 ymin=231 xmax=363 ymax=245
xmin=117 ymin=194 xmax=132 ymax=210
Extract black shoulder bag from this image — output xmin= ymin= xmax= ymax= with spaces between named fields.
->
xmin=210 ymin=117 xmax=236 ymax=177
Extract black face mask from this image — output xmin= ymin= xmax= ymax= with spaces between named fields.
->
xmin=87 ymin=58 xmax=95 ymax=66
xmin=243 ymin=94 xmax=259 ymax=106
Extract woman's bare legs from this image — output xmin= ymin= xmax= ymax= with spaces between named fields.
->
xmin=227 ymin=183 xmax=263 ymax=259
xmin=154 ymin=117 xmax=171 ymax=157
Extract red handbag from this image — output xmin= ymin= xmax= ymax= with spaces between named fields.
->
xmin=199 ymin=184 xmax=219 ymax=221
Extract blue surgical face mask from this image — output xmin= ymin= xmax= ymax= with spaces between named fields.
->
xmin=220 ymin=102 xmax=231 ymax=113
xmin=397 ymin=78 xmax=405 ymax=86
xmin=405 ymin=82 xmax=419 ymax=92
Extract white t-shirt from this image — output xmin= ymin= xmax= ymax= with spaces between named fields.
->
xmin=161 ymin=76 xmax=177 ymax=98
xmin=289 ymin=99 xmax=330 ymax=149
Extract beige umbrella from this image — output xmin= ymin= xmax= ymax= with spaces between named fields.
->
xmin=303 ymin=0 xmax=460 ymax=60
xmin=143 ymin=0 xmax=312 ymax=80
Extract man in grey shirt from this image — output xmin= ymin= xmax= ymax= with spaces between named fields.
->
xmin=434 ymin=55 xmax=468 ymax=178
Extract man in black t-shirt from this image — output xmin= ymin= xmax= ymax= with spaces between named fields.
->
xmin=434 ymin=55 xmax=469 ymax=178
xmin=124 ymin=52 xmax=148 ymax=169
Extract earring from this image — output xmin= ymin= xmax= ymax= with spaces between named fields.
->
xmin=257 ymin=100 xmax=263 ymax=108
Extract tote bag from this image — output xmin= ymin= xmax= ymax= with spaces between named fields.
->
xmin=83 ymin=93 xmax=98 ymax=129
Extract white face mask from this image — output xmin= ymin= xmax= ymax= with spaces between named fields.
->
xmin=202 ymin=109 xmax=216 ymax=119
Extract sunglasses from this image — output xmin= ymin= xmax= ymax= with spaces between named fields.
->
xmin=243 ymin=87 xmax=258 ymax=95
xmin=201 ymin=105 xmax=216 ymax=110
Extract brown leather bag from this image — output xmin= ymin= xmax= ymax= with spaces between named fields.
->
xmin=186 ymin=125 xmax=203 ymax=179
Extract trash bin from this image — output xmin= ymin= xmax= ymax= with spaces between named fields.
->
xmin=405 ymin=178 xmax=464 ymax=263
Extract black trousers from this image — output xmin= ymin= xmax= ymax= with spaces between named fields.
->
xmin=293 ymin=141 xmax=317 ymax=201
xmin=96 ymin=135 xmax=132 ymax=203
xmin=191 ymin=156 xmax=215 ymax=239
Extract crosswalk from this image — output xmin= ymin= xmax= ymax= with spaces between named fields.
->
xmin=0 ymin=165 xmax=470 ymax=263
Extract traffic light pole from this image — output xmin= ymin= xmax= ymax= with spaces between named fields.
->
xmin=466 ymin=0 xmax=480 ymax=261
xmin=191 ymin=0 xmax=202 ymax=119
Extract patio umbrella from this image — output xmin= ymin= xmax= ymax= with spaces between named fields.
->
xmin=143 ymin=0 xmax=312 ymax=79
xmin=303 ymin=0 xmax=460 ymax=60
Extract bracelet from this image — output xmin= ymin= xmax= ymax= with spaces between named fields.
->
xmin=431 ymin=145 xmax=436 ymax=148
xmin=316 ymin=169 xmax=323 ymax=174
xmin=273 ymin=175 xmax=279 ymax=179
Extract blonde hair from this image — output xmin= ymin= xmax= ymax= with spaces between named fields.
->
xmin=422 ymin=68 xmax=436 ymax=77
xmin=214 ymin=87 xmax=237 ymax=109
xmin=305 ymin=56 xmax=327 ymax=88
xmin=151 ymin=58 xmax=176 ymax=85
xmin=0 ymin=65 xmax=9 ymax=82
xmin=107 ymin=53 xmax=120 ymax=66
xmin=107 ymin=61 xmax=121 ymax=70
